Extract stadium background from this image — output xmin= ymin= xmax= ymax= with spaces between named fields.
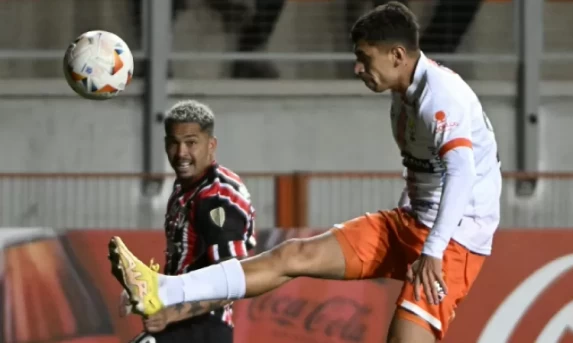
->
xmin=1 ymin=0 xmax=573 ymax=342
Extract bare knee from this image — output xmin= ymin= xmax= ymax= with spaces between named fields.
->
xmin=268 ymin=232 xmax=346 ymax=280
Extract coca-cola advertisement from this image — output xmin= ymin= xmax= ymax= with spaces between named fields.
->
xmin=1 ymin=228 xmax=573 ymax=342
xmin=235 ymin=278 xmax=392 ymax=343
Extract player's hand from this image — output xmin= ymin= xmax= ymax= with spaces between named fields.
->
xmin=143 ymin=310 xmax=170 ymax=333
xmin=407 ymin=254 xmax=448 ymax=305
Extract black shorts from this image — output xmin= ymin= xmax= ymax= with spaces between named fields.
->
xmin=129 ymin=316 xmax=233 ymax=343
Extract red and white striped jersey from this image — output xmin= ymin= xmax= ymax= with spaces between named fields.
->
xmin=163 ymin=162 xmax=256 ymax=327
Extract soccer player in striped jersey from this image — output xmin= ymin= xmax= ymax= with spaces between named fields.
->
xmin=122 ymin=100 xmax=256 ymax=343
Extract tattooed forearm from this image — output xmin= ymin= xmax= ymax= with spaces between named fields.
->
xmin=166 ymin=300 xmax=233 ymax=323
xmin=187 ymin=300 xmax=231 ymax=317
xmin=174 ymin=302 xmax=185 ymax=314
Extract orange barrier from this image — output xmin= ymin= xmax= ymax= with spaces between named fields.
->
xmin=2 ymin=227 xmax=573 ymax=342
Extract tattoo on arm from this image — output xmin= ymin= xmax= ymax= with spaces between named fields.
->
xmin=167 ymin=300 xmax=233 ymax=323
xmin=187 ymin=300 xmax=231 ymax=317
xmin=174 ymin=302 xmax=185 ymax=314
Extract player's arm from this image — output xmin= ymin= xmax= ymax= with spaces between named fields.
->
xmin=144 ymin=284 xmax=235 ymax=333
xmin=166 ymin=299 xmax=233 ymax=322
xmin=164 ymin=194 xmax=254 ymax=323
xmin=421 ymin=100 xmax=477 ymax=258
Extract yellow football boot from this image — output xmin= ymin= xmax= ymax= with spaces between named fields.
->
xmin=108 ymin=236 xmax=164 ymax=316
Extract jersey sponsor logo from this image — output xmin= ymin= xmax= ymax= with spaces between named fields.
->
xmin=401 ymin=152 xmax=446 ymax=173
xmin=410 ymin=199 xmax=439 ymax=211
xmin=433 ymin=110 xmax=459 ymax=133
xmin=436 ymin=122 xmax=459 ymax=133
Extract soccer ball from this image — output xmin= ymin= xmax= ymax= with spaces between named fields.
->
xmin=63 ymin=30 xmax=134 ymax=100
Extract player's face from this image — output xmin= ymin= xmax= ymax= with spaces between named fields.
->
xmin=164 ymin=122 xmax=217 ymax=181
xmin=354 ymin=40 xmax=403 ymax=93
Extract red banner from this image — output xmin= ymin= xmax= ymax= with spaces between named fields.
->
xmin=2 ymin=228 xmax=573 ymax=342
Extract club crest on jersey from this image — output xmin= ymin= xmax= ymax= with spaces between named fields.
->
xmin=210 ymin=207 xmax=226 ymax=227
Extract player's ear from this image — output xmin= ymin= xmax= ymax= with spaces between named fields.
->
xmin=391 ymin=46 xmax=406 ymax=67
xmin=209 ymin=136 xmax=218 ymax=153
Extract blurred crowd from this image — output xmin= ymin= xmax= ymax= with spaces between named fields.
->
xmin=131 ymin=0 xmax=483 ymax=79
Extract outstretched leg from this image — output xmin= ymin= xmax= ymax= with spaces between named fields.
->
xmin=108 ymin=211 xmax=398 ymax=316
xmin=108 ymin=230 xmax=347 ymax=315
xmin=108 ymin=210 xmax=469 ymax=342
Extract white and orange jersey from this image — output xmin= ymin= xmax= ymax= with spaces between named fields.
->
xmin=391 ymin=52 xmax=502 ymax=257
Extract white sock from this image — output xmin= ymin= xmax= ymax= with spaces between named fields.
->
xmin=158 ymin=258 xmax=247 ymax=307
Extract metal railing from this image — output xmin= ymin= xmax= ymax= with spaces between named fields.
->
xmin=2 ymin=172 xmax=573 ymax=230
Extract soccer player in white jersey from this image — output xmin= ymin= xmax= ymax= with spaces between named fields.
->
xmin=108 ymin=2 xmax=501 ymax=342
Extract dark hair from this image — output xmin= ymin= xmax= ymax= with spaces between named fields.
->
xmin=351 ymin=1 xmax=419 ymax=51
xmin=164 ymin=100 xmax=215 ymax=136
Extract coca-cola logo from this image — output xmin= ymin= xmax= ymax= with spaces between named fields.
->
xmin=247 ymin=292 xmax=372 ymax=342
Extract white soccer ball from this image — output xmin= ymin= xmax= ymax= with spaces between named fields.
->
xmin=63 ymin=30 xmax=134 ymax=100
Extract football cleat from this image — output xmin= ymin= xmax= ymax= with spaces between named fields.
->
xmin=108 ymin=236 xmax=164 ymax=316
